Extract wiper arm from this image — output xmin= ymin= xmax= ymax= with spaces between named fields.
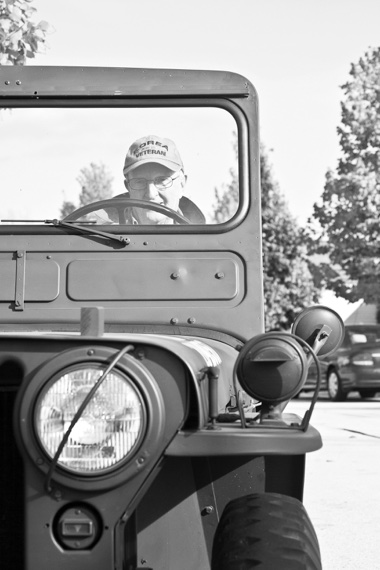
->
xmin=45 ymin=219 xmax=131 ymax=246
xmin=2 ymin=218 xmax=130 ymax=246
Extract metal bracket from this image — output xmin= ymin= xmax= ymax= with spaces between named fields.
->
xmin=14 ymin=250 xmax=25 ymax=311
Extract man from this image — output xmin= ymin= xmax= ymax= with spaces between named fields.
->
xmin=121 ymin=135 xmax=205 ymax=224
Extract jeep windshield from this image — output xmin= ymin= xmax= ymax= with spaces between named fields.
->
xmin=0 ymin=67 xmax=258 ymax=339
xmin=1 ymin=106 xmax=239 ymax=228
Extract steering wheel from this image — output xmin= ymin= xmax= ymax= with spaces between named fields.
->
xmin=63 ymin=198 xmax=191 ymax=225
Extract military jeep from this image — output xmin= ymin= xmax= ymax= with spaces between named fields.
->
xmin=0 ymin=66 xmax=343 ymax=569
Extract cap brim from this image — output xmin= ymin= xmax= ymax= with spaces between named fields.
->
xmin=123 ymin=158 xmax=182 ymax=177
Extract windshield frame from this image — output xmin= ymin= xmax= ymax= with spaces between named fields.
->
xmin=0 ymin=97 xmax=249 ymax=236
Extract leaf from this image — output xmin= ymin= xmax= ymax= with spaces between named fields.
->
xmin=0 ymin=0 xmax=49 ymax=65
xmin=38 ymin=20 xmax=49 ymax=31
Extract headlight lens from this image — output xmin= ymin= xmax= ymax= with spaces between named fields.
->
xmin=35 ymin=365 xmax=145 ymax=474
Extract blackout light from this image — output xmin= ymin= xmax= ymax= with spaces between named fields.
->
xmin=235 ymin=333 xmax=308 ymax=404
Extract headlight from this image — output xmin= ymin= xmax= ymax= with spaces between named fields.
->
xmin=34 ymin=365 xmax=145 ymax=475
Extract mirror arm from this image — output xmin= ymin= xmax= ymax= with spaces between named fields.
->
xmin=306 ymin=324 xmax=332 ymax=365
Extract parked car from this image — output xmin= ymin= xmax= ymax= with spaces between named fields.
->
xmin=324 ymin=324 xmax=380 ymax=401
xmin=300 ymin=361 xmax=328 ymax=394
xmin=305 ymin=324 xmax=380 ymax=401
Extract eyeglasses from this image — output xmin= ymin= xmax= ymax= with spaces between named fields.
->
xmin=127 ymin=171 xmax=182 ymax=192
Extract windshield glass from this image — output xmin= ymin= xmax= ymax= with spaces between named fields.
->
xmin=1 ymin=106 xmax=239 ymax=226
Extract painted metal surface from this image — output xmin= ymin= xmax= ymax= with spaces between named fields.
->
xmin=166 ymin=422 xmax=322 ymax=456
xmin=0 ymin=66 xmax=252 ymax=98
xmin=66 ymin=254 xmax=241 ymax=301
xmin=0 ymin=66 xmax=323 ymax=569
xmin=0 ymin=255 xmax=60 ymax=302
xmin=136 ymin=456 xmax=268 ymax=569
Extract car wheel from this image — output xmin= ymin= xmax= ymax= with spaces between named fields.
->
xmin=327 ymin=369 xmax=347 ymax=401
xmin=358 ymin=390 xmax=377 ymax=399
xmin=211 ymin=493 xmax=322 ymax=570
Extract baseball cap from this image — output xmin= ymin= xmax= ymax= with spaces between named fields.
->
xmin=123 ymin=135 xmax=184 ymax=177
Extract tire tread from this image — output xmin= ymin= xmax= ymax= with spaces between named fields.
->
xmin=212 ymin=493 xmax=322 ymax=570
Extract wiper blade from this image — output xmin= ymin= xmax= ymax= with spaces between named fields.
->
xmin=46 ymin=219 xmax=131 ymax=246
xmin=1 ymin=218 xmax=130 ymax=246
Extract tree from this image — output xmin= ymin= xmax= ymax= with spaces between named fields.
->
xmin=0 ymin=0 xmax=49 ymax=65
xmin=213 ymin=137 xmax=239 ymax=223
xmin=310 ymin=47 xmax=380 ymax=307
xmin=260 ymin=149 xmax=319 ymax=330
xmin=213 ymin=143 xmax=320 ymax=330
xmin=60 ymin=200 xmax=77 ymax=219
xmin=77 ymin=162 xmax=114 ymax=206
xmin=60 ymin=162 xmax=114 ymax=218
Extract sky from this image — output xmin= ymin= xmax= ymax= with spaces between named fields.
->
xmin=31 ymin=0 xmax=380 ymax=223
xmin=17 ymin=0 xmax=380 ymax=317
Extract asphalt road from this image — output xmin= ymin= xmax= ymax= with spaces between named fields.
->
xmin=287 ymin=392 xmax=380 ymax=570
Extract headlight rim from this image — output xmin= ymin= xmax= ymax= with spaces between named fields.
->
xmin=16 ymin=345 xmax=166 ymax=491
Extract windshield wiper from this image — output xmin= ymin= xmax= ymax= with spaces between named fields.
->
xmin=2 ymin=218 xmax=131 ymax=246
xmin=46 ymin=219 xmax=131 ymax=246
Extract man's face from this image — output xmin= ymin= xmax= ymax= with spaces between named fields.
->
xmin=125 ymin=163 xmax=184 ymax=224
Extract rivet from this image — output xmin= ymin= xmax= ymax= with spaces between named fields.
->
xmin=170 ymin=317 xmax=178 ymax=325
xmin=36 ymin=457 xmax=44 ymax=465
xmin=87 ymin=349 xmax=95 ymax=356
xmin=171 ymin=272 xmax=180 ymax=280
xmin=16 ymin=80 xmax=22 ymax=85
xmin=202 ymin=506 xmax=214 ymax=515
xmin=5 ymin=80 xmax=10 ymax=85
xmin=137 ymin=457 xmax=145 ymax=464
xmin=46 ymin=255 xmax=52 ymax=259
xmin=17 ymin=251 xmax=24 ymax=258
xmin=215 ymin=272 xmax=225 ymax=279
xmin=187 ymin=317 xmax=196 ymax=324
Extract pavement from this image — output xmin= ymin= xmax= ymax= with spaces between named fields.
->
xmin=287 ymin=394 xmax=380 ymax=570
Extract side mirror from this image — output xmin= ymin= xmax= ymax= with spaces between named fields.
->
xmin=291 ymin=305 xmax=344 ymax=357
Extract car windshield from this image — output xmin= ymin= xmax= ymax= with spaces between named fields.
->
xmin=1 ymin=106 xmax=239 ymax=226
